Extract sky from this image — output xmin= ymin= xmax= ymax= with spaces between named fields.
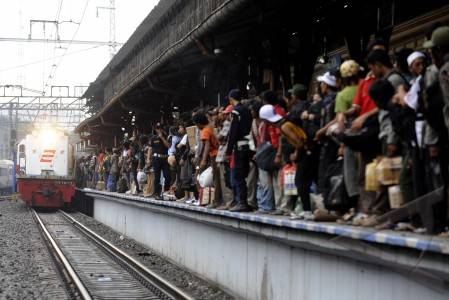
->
xmin=0 ymin=0 xmax=159 ymax=96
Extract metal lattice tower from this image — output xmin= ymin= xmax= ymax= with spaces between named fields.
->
xmin=0 ymin=85 xmax=88 ymax=159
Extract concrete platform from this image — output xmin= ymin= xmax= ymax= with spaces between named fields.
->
xmin=79 ymin=188 xmax=449 ymax=300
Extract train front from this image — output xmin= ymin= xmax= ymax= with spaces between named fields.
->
xmin=17 ymin=127 xmax=75 ymax=208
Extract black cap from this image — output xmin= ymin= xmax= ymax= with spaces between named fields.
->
xmin=228 ymin=89 xmax=241 ymax=101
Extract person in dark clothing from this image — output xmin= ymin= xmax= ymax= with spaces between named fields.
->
xmin=177 ymin=124 xmax=195 ymax=202
xmin=127 ymin=142 xmax=140 ymax=194
xmin=315 ymin=71 xmax=340 ymax=194
xmin=394 ymin=48 xmax=414 ymax=83
xmin=286 ymin=84 xmax=310 ymax=127
xmin=226 ymin=89 xmax=253 ymax=212
xmin=148 ymin=124 xmax=171 ymax=199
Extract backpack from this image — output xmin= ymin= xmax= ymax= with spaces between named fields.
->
xmin=281 ymin=121 xmax=307 ymax=148
xmin=254 ymin=142 xmax=278 ymax=171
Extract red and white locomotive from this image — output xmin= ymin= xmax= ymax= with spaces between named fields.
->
xmin=17 ymin=127 xmax=75 ymax=208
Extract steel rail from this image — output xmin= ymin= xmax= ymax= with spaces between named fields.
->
xmin=32 ymin=210 xmax=92 ymax=300
xmin=59 ymin=210 xmax=194 ymax=300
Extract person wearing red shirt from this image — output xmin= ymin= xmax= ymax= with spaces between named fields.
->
xmin=350 ymin=72 xmax=379 ymax=131
xmin=254 ymin=90 xmax=285 ymax=214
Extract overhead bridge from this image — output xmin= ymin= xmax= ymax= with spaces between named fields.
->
xmin=77 ymin=189 xmax=449 ymax=300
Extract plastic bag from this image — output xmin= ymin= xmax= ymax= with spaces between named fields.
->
xmin=198 ymin=167 xmax=213 ymax=188
xmin=137 ymin=171 xmax=147 ymax=183
xmin=200 ymin=187 xmax=215 ymax=206
xmin=388 ymin=185 xmax=404 ymax=208
xmin=280 ymin=164 xmax=297 ymax=196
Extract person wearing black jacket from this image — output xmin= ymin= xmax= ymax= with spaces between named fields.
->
xmin=225 ymin=89 xmax=253 ymax=212
xmin=148 ymin=124 xmax=171 ymax=200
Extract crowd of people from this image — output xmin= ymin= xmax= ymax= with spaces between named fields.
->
xmin=77 ymin=24 xmax=449 ymax=234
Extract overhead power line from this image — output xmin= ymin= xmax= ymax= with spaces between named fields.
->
xmin=43 ymin=0 xmax=91 ymax=94
xmin=0 ymin=37 xmax=122 ymax=46
xmin=0 ymin=45 xmax=105 ymax=72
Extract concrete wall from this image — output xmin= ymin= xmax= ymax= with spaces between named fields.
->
xmin=92 ymin=195 xmax=449 ymax=300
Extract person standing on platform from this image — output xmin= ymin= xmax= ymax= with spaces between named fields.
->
xmin=193 ymin=112 xmax=222 ymax=208
xmin=226 ymin=89 xmax=253 ymax=212
xmin=148 ymin=124 xmax=171 ymax=200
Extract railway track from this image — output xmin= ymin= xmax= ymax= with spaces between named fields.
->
xmin=32 ymin=209 xmax=193 ymax=300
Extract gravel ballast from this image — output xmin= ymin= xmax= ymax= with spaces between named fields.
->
xmin=0 ymin=200 xmax=69 ymax=300
xmin=70 ymin=211 xmax=234 ymax=300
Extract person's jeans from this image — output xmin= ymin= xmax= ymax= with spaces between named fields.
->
xmin=247 ymin=160 xmax=258 ymax=208
xmin=107 ymin=173 xmax=117 ymax=192
xmin=273 ymin=170 xmax=283 ymax=210
xmin=231 ymin=149 xmax=250 ymax=205
xmin=219 ymin=163 xmax=233 ymax=204
xmin=257 ymin=169 xmax=275 ymax=211
xmin=153 ymin=157 xmax=171 ymax=195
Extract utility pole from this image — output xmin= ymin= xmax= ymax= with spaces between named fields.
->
xmin=97 ymin=0 xmax=117 ymax=58
xmin=110 ymin=0 xmax=116 ymax=57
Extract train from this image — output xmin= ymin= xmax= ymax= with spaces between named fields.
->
xmin=16 ymin=127 xmax=76 ymax=208
xmin=0 ymin=160 xmax=13 ymax=195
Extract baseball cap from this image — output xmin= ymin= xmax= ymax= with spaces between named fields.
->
xmin=228 ymin=89 xmax=241 ymax=101
xmin=423 ymin=26 xmax=449 ymax=49
xmin=259 ymin=104 xmax=283 ymax=123
xmin=317 ymin=71 xmax=337 ymax=87
xmin=340 ymin=60 xmax=360 ymax=78
xmin=288 ymin=83 xmax=308 ymax=95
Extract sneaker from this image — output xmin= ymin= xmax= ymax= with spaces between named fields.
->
xmin=230 ymin=203 xmax=252 ymax=212
xmin=395 ymin=222 xmax=415 ymax=231
xmin=360 ymin=215 xmax=378 ymax=227
xmin=185 ymin=198 xmax=195 ymax=204
xmin=191 ymin=200 xmax=201 ymax=206
xmin=290 ymin=212 xmax=301 ymax=220
xmin=297 ymin=211 xmax=315 ymax=221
